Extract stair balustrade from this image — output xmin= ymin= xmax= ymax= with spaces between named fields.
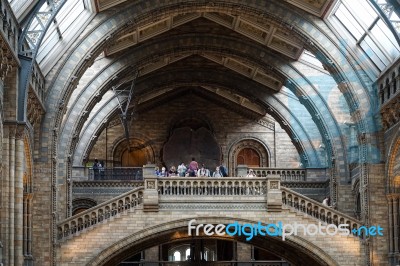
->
xmin=57 ymin=187 xmax=144 ymax=240
xmin=281 ymin=187 xmax=362 ymax=230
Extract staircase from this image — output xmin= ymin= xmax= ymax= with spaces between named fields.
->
xmin=57 ymin=186 xmax=144 ymax=240
xmin=281 ymin=187 xmax=362 ymax=230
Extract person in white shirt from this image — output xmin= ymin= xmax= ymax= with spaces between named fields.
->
xmin=177 ymin=162 xmax=187 ymax=177
xmin=197 ymin=164 xmax=210 ymax=177
xmin=322 ymin=197 xmax=330 ymax=206
xmin=246 ymin=169 xmax=256 ymax=177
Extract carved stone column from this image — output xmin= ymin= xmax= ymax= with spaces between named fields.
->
xmin=143 ymin=164 xmax=159 ymax=211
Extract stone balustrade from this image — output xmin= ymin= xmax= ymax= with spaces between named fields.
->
xmin=253 ymin=168 xmax=306 ymax=181
xmin=60 ymin=175 xmax=364 ymax=242
xmin=158 ymin=177 xmax=268 ymax=196
xmin=377 ymin=58 xmax=400 ymax=130
xmin=57 ymin=187 xmax=144 ymax=240
xmin=236 ymin=166 xmax=327 ymax=182
xmin=281 ymin=187 xmax=362 ymax=230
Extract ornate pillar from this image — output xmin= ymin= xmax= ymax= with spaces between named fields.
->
xmin=14 ymin=124 xmax=24 ymax=266
xmin=1 ymin=122 xmax=25 ymax=265
xmin=143 ymin=164 xmax=159 ymax=211
xmin=394 ymin=196 xmax=399 ymax=254
xmin=1 ymin=124 xmax=11 ymax=266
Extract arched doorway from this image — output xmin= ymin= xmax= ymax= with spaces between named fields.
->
xmin=237 ymin=147 xmax=261 ymax=167
xmin=228 ymin=138 xmax=270 ymax=176
xmin=121 ymin=148 xmax=147 ymax=167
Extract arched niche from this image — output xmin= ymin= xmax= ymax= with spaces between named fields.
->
xmin=72 ymin=198 xmax=97 ymax=215
xmin=228 ymin=138 xmax=270 ymax=175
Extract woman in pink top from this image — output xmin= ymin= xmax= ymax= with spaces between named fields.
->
xmin=188 ymin=157 xmax=198 ymax=177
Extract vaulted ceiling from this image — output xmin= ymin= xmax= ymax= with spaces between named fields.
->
xmin=37 ymin=0 xmax=390 ymax=186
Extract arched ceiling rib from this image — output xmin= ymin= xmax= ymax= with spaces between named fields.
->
xmin=94 ymin=0 xmax=336 ymax=18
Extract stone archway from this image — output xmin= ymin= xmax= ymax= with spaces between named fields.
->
xmin=228 ymin=138 xmax=270 ymax=176
xmin=85 ymin=217 xmax=342 ymax=266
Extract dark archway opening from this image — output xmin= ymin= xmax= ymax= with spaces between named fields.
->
xmin=99 ymin=228 xmax=331 ymax=266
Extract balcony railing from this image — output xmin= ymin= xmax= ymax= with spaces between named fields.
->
xmin=158 ymin=177 xmax=267 ymax=196
xmin=88 ymin=167 xmax=143 ymax=180
xmin=252 ymin=168 xmax=305 ymax=181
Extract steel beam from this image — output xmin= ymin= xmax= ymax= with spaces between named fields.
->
xmin=17 ymin=0 xmax=67 ymax=121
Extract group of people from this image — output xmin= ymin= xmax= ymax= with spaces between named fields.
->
xmin=155 ymin=158 xmax=228 ymax=178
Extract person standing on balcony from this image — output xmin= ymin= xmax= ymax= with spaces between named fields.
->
xmin=99 ymin=160 xmax=105 ymax=180
xmin=177 ymin=162 xmax=187 ymax=177
xmin=188 ymin=157 xmax=199 ymax=177
xmin=213 ymin=166 xmax=223 ymax=177
xmin=169 ymin=165 xmax=178 ymax=177
xmin=158 ymin=167 xmax=169 ymax=177
xmin=197 ymin=164 xmax=210 ymax=177
xmin=93 ymin=159 xmax=100 ymax=180
xmin=219 ymin=161 xmax=228 ymax=177
xmin=246 ymin=169 xmax=256 ymax=178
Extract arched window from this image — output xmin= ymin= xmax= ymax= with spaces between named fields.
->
xmin=380 ymin=84 xmax=384 ymax=104
xmin=237 ymin=148 xmax=260 ymax=167
xmin=392 ymin=72 xmax=397 ymax=94
xmin=386 ymin=78 xmax=390 ymax=99
xmin=185 ymin=248 xmax=191 ymax=261
xmin=173 ymin=251 xmax=181 ymax=261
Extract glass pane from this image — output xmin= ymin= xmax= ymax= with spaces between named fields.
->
xmin=344 ymin=0 xmax=377 ymax=28
xmin=360 ymin=37 xmax=386 ymax=70
xmin=371 ymin=20 xmax=400 ymax=58
xmin=334 ymin=4 xmax=363 ymax=40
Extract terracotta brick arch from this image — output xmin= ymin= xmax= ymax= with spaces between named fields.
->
xmin=85 ymin=217 xmax=341 ymax=266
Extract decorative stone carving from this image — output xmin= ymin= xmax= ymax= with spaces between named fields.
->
xmin=270 ymin=180 xmax=279 ymax=189
xmin=147 ymin=180 xmax=155 ymax=189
